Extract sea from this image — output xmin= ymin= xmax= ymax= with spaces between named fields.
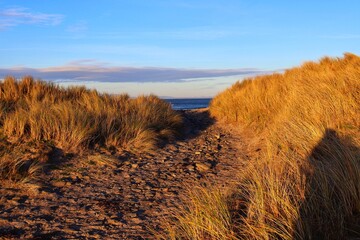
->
xmin=165 ymin=98 xmax=212 ymax=110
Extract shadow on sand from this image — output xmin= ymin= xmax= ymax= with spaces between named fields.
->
xmin=157 ymin=108 xmax=215 ymax=149
xmin=177 ymin=108 xmax=215 ymax=140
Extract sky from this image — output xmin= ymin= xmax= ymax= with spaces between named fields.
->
xmin=1 ymin=0 xmax=359 ymax=97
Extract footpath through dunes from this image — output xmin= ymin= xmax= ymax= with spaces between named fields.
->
xmin=0 ymin=109 xmax=246 ymax=239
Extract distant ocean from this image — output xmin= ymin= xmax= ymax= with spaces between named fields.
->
xmin=165 ymin=98 xmax=212 ymax=110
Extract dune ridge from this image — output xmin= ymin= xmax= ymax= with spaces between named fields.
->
xmin=169 ymin=53 xmax=360 ymax=239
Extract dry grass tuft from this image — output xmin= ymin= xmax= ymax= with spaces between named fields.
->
xmin=170 ymin=53 xmax=360 ymax=239
xmin=158 ymin=186 xmax=237 ymax=240
xmin=0 ymin=76 xmax=182 ymax=181
xmin=0 ymin=139 xmax=52 ymax=182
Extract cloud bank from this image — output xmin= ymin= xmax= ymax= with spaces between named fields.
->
xmin=0 ymin=60 xmax=264 ymax=83
xmin=0 ymin=7 xmax=64 ymax=29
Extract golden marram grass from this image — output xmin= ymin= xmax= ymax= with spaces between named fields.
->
xmin=0 ymin=76 xmax=182 ymax=180
xmin=165 ymin=53 xmax=360 ymax=239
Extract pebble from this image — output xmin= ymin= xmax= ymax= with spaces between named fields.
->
xmin=52 ymin=181 xmax=68 ymax=188
xmin=195 ymin=162 xmax=212 ymax=172
xmin=186 ymin=165 xmax=195 ymax=171
xmin=131 ymin=164 xmax=138 ymax=169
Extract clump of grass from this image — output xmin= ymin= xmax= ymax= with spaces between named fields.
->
xmin=170 ymin=53 xmax=360 ymax=239
xmin=0 ymin=76 xmax=182 ymax=181
xmin=158 ymin=186 xmax=237 ymax=240
xmin=0 ymin=139 xmax=52 ymax=182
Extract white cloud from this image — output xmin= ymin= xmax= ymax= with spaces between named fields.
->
xmin=0 ymin=7 xmax=64 ymax=29
xmin=0 ymin=60 xmax=265 ymax=83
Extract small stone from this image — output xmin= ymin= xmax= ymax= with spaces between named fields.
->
xmin=71 ymin=176 xmax=81 ymax=183
xmin=195 ymin=162 xmax=212 ymax=172
xmin=131 ymin=164 xmax=138 ymax=169
xmin=131 ymin=217 xmax=142 ymax=224
xmin=195 ymin=151 xmax=201 ymax=155
xmin=7 ymin=200 xmax=19 ymax=205
xmin=186 ymin=165 xmax=195 ymax=171
xmin=133 ymin=177 xmax=142 ymax=183
xmin=83 ymin=176 xmax=90 ymax=181
xmin=52 ymin=181 xmax=67 ymax=188
xmin=107 ymin=218 xmax=122 ymax=226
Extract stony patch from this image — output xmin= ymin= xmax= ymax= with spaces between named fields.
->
xmin=0 ymin=109 xmax=245 ymax=239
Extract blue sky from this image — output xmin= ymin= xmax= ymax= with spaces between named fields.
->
xmin=1 ymin=0 xmax=359 ymax=97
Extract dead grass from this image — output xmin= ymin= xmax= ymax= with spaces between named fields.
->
xmin=0 ymin=139 xmax=52 ymax=182
xmin=169 ymin=53 xmax=360 ymax=239
xmin=0 ymin=76 xmax=182 ymax=181
xmin=158 ymin=186 xmax=237 ymax=240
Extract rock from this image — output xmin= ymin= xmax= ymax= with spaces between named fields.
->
xmin=186 ymin=165 xmax=195 ymax=171
xmin=107 ymin=218 xmax=123 ymax=226
xmin=52 ymin=181 xmax=67 ymax=188
xmin=131 ymin=164 xmax=138 ymax=169
xmin=195 ymin=162 xmax=212 ymax=172
xmin=194 ymin=151 xmax=201 ymax=155
xmin=122 ymin=161 xmax=131 ymax=166
xmin=7 ymin=200 xmax=19 ymax=205
xmin=133 ymin=177 xmax=142 ymax=183
xmin=70 ymin=176 xmax=82 ymax=184
xmin=83 ymin=175 xmax=91 ymax=181
xmin=123 ymin=172 xmax=130 ymax=178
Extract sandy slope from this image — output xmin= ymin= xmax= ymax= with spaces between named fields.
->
xmin=0 ymin=109 xmax=246 ymax=239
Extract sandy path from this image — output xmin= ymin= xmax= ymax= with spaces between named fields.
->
xmin=0 ymin=109 xmax=245 ymax=239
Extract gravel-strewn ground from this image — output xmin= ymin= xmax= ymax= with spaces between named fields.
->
xmin=0 ymin=109 xmax=246 ymax=239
